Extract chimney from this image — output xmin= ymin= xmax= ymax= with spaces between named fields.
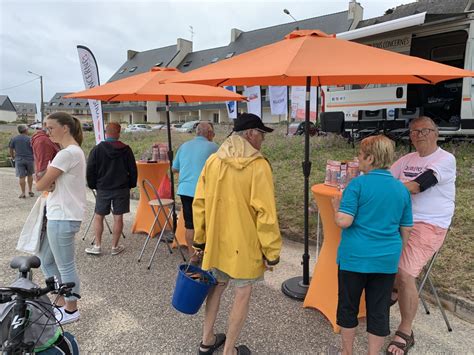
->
xmin=348 ymin=0 xmax=363 ymax=30
xmin=231 ymin=28 xmax=243 ymax=43
xmin=177 ymin=38 xmax=193 ymax=53
xmin=127 ymin=50 xmax=138 ymax=60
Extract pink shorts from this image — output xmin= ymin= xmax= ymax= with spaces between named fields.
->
xmin=398 ymin=221 xmax=447 ymax=277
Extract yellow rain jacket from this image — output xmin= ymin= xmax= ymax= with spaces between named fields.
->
xmin=193 ymin=135 xmax=282 ymax=279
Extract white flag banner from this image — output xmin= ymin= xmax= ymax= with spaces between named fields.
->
xmin=290 ymin=86 xmax=318 ymax=121
xmin=244 ymin=86 xmax=261 ymax=116
xmin=77 ymin=45 xmax=105 ymax=144
xmin=224 ymin=86 xmax=237 ymax=119
xmin=268 ymin=86 xmax=287 ymax=115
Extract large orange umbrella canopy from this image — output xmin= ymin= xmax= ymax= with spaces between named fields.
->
xmin=170 ymin=30 xmax=474 ymax=86
xmin=66 ymin=67 xmax=245 ymax=102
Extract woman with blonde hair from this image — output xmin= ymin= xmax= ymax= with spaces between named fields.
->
xmin=36 ymin=112 xmax=86 ymax=324
xmin=332 ymin=135 xmax=413 ymax=355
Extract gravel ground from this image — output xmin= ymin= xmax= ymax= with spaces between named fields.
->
xmin=1 ymin=167 xmax=473 ymax=354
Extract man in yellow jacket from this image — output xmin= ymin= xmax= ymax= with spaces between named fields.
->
xmin=193 ymin=113 xmax=282 ymax=355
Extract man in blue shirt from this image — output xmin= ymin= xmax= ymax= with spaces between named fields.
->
xmin=172 ymin=122 xmax=218 ymax=264
xmin=9 ymin=124 xmax=35 ymax=198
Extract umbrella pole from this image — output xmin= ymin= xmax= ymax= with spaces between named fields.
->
xmin=165 ymin=96 xmax=178 ymax=234
xmin=281 ymin=76 xmax=312 ymax=300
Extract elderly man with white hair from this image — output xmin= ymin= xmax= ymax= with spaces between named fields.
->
xmin=172 ymin=121 xmax=218 ymax=264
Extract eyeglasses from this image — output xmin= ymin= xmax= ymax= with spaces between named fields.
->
xmin=409 ymin=128 xmax=435 ymax=137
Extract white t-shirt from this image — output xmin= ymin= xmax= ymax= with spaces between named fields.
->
xmin=46 ymin=145 xmax=87 ymax=221
xmin=390 ymin=147 xmax=456 ymax=229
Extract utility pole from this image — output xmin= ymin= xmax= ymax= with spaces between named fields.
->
xmin=28 ymin=71 xmax=44 ymax=123
xmin=189 ymin=25 xmax=194 ymax=42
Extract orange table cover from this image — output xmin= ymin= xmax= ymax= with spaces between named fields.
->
xmin=132 ymin=161 xmax=170 ymax=236
xmin=303 ymin=183 xmax=366 ymax=332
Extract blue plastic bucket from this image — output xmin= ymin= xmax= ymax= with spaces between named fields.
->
xmin=172 ymin=264 xmax=217 ymax=315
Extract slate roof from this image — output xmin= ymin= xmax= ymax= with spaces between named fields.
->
xmin=13 ymin=102 xmax=37 ymax=114
xmin=178 ymin=11 xmax=352 ymax=72
xmin=46 ymin=92 xmax=89 ymax=109
xmin=108 ymin=45 xmax=178 ymax=82
xmin=357 ymin=0 xmax=472 ymax=28
xmin=0 ymin=95 xmax=16 ymax=112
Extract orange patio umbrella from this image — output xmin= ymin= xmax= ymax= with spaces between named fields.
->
xmin=66 ymin=67 xmax=245 ymax=235
xmin=169 ymin=30 xmax=474 ymax=300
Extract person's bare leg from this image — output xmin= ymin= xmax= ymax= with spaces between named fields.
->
xmin=223 ymin=285 xmax=252 ymax=355
xmin=64 ymin=300 xmax=78 ymax=312
xmin=19 ymin=176 xmax=26 ymax=196
xmin=111 ymin=214 xmax=123 ymax=248
xmin=340 ymin=326 xmax=356 ymax=355
xmin=201 ymin=283 xmax=228 ymax=350
xmin=368 ymin=333 xmax=385 ymax=355
xmin=185 ymin=228 xmax=198 ymax=261
xmin=93 ymin=214 xmax=105 ymax=247
xmin=387 ymin=269 xmax=418 ymax=355
xmin=27 ymin=174 xmax=33 ymax=193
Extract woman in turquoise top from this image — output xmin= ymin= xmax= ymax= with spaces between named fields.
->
xmin=332 ymin=135 xmax=413 ymax=355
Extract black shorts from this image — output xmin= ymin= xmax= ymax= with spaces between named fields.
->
xmin=95 ymin=188 xmax=130 ymax=215
xmin=336 ymin=269 xmax=395 ymax=337
xmin=180 ymin=195 xmax=194 ymax=230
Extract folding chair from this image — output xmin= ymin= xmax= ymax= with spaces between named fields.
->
xmin=82 ymin=189 xmax=126 ymax=244
xmin=138 ymin=178 xmax=186 ymax=269
xmin=417 ymin=244 xmax=453 ymax=332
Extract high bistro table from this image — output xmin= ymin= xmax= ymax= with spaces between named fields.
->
xmin=132 ymin=161 xmax=170 ymax=236
xmin=303 ymin=183 xmax=366 ymax=333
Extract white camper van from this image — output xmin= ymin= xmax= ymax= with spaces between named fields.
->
xmin=323 ymin=12 xmax=474 ymax=138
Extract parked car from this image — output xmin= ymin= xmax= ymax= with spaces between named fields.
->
xmin=170 ymin=123 xmax=183 ymax=131
xmin=288 ymin=121 xmax=318 ymax=136
xmin=124 ymin=124 xmax=152 ymax=133
xmin=151 ymin=124 xmax=165 ymax=130
xmin=175 ymin=120 xmax=200 ymax=133
xmin=82 ymin=122 xmax=93 ymax=131
xmin=28 ymin=122 xmax=43 ymax=130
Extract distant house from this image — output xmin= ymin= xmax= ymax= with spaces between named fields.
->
xmin=0 ymin=95 xmax=18 ymax=123
xmin=13 ymin=102 xmax=37 ymax=123
xmin=44 ymin=93 xmax=92 ymax=121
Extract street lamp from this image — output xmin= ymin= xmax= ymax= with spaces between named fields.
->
xmin=283 ymin=8 xmax=298 ymax=23
xmin=28 ymin=70 xmax=44 ymax=123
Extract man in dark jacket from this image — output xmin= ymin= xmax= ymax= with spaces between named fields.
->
xmin=85 ymin=122 xmax=137 ymax=256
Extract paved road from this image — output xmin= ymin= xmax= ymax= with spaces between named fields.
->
xmin=0 ymin=167 xmax=472 ymax=353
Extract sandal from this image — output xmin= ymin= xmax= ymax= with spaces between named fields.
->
xmin=198 ymin=333 xmax=226 ymax=354
xmin=386 ymin=330 xmax=415 ymax=354
xmin=29 ymin=192 xmax=35 ymax=197
xmin=18 ymin=194 xmax=26 ymax=199
xmin=235 ymin=345 xmax=251 ymax=355
xmin=390 ymin=288 xmax=398 ymax=307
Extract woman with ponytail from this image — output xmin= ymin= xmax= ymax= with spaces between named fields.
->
xmin=36 ymin=112 xmax=86 ymax=324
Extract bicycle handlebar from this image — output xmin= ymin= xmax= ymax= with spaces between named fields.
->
xmin=0 ymin=277 xmax=76 ymax=303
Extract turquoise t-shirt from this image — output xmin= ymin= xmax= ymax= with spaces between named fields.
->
xmin=172 ymin=136 xmax=218 ymax=197
xmin=337 ymin=169 xmax=413 ymax=274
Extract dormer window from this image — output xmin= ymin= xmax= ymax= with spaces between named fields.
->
xmin=183 ymin=60 xmax=192 ymax=67
xmin=154 ymin=62 xmax=163 ymax=67
xmin=225 ymin=52 xmax=235 ymax=59
xmin=211 ymin=57 xmax=219 ymax=63
xmin=118 ymin=68 xmax=127 ymax=74
xmin=129 ymin=66 xmax=137 ymax=72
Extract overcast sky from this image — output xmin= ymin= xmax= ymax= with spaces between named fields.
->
xmin=1 ymin=0 xmax=414 ymax=117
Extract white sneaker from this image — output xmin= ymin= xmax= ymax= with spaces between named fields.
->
xmin=111 ymin=245 xmax=125 ymax=256
xmin=85 ymin=245 xmax=101 ymax=255
xmin=55 ymin=307 xmax=80 ymax=324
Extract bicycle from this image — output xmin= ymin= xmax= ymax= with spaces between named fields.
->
xmin=0 ymin=255 xmax=79 ymax=354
